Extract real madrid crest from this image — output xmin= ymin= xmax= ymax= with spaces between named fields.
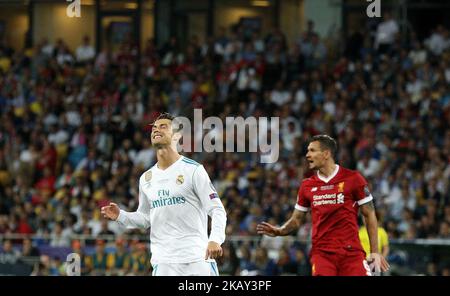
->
xmin=145 ymin=171 xmax=152 ymax=182
xmin=176 ymin=175 xmax=184 ymax=185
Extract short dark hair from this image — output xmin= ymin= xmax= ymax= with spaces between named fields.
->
xmin=310 ymin=135 xmax=337 ymax=159
xmin=151 ymin=112 xmax=182 ymax=132
xmin=154 ymin=112 xmax=175 ymax=122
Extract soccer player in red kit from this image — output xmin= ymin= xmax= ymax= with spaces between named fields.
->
xmin=257 ymin=135 xmax=389 ymax=276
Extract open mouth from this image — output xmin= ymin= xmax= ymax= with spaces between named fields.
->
xmin=153 ymin=134 xmax=162 ymax=139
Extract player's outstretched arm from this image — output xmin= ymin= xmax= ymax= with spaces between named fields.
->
xmin=257 ymin=209 xmax=305 ymax=237
xmin=101 ymin=182 xmax=151 ymax=229
xmin=360 ymin=201 xmax=390 ymax=273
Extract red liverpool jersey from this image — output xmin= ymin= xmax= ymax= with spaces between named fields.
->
xmin=296 ymin=165 xmax=373 ymax=255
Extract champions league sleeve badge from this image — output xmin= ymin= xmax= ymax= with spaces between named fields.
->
xmin=209 ymin=193 xmax=219 ymax=200
xmin=145 ymin=171 xmax=152 ymax=182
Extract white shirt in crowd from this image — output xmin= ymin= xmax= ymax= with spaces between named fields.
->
xmin=133 ymin=147 xmax=155 ymax=169
xmin=76 ymin=44 xmax=96 ymax=62
xmin=270 ymin=89 xmax=291 ymax=106
xmin=425 ymin=32 xmax=450 ymax=56
xmin=409 ymin=48 xmax=427 ymax=65
xmin=375 ymin=19 xmax=399 ymax=48
xmin=48 ymin=129 xmax=69 ymax=146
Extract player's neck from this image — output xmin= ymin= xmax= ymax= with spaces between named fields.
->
xmin=318 ymin=163 xmax=337 ymax=178
xmin=156 ymin=147 xmax=181 ymax=170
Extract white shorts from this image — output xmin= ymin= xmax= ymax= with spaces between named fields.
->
xmin=151 ymin=261 xmax=219 ymax=276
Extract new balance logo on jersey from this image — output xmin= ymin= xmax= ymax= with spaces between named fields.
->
xmin=209 ymin=193 xmax=219 ymax=200
xmin=311 ymin=187 xmax=318 ymax=192
xmin=337 ymin=193 xmax=344 ymax=204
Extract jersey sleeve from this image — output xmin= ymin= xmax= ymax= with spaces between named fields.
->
xmin=192 ymin=165 xmax=227 ymax=245
xmin=352 ymin=172 xmax=373 ymax=206
xmin=295 ymin=182 xmax=310 ymax=212
xmin=116 ymin=177 xmax=151 ymax=229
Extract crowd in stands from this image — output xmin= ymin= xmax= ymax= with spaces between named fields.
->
xmin=0 ymin=13 xmax=449 ymax=275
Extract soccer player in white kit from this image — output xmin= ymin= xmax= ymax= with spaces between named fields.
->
xmin=101 ymin=113 xmax=227 ymax=276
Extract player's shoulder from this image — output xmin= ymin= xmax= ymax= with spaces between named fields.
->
xmin=301 ymin=176 xmax=316 ymax=185
xmin=299 ymin=175 xmax=318 ymax=189
xmin=338 ymin=166 xmax=364 ymax=179
xmin=180 ymin=156 xmax=202 ymax=168
xmin=338 ymin=166 xmax=367 ymax=184
xmin=139 ymin=166 xmax=156 ymax=183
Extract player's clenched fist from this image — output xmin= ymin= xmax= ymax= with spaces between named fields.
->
xmin=101 ymin=202 xmax=120 ymax=220
xmin=205 ymin=241 xmax=223 ymax=260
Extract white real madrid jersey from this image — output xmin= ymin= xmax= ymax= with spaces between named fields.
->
xmin=116 ymin=156 xmax=227 ymax=264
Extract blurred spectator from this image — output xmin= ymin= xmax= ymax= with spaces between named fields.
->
xmin=49 ymin=221 xmax=70 ymax=247
xmin=21 ymin=238 xmax=40 ymax=257
xmin=374 ymin=12 xmax=399 ymax=53
xmin=276 ymin=246 xmax=296 ymax=275
xmin=31 ymin=255 xmax=51 ymax=276
xmin=76 ymin=36 xmax=95 ymax=64
xmin=293 ymin=248 xmax=310 ymax=275
xmin=106 ymin=238 xmax=131 ymax=275
xmin=254 ymin=246 xmax=278 ymax=275
xmin=49 ymin=256 xmax=65 ymax=276
xmin=129 ymin=241 xmax=150 ymax=276
xmin=237 ymin=244 xmax=257 ymax=276
xmin=0 ymin=239 xmax=20 ymax=264
xmin=96 ymin=219 xmax=115 ymax=237
xmin=358 ymin=218 xmax=390 ymax=258
xmin=409 ymin=41 xmax=427 ymax=66
xmin=425 ymin=25 xmax=450 ymax=56
xmin=426 ymin=262 xmax=439 ymax=276
xmin=85 ymin=239 xmax=108 ymax=275
xmin=133 ymin=138 xmax=155 ymax=169
xmin=55 ymin=42 xmax=74 ymax=66
xmin=437 ymin=221 xmax=450 ymax=238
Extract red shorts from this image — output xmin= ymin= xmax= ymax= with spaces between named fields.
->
xmin=310 ymin=249 xmax=371 ymax=276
